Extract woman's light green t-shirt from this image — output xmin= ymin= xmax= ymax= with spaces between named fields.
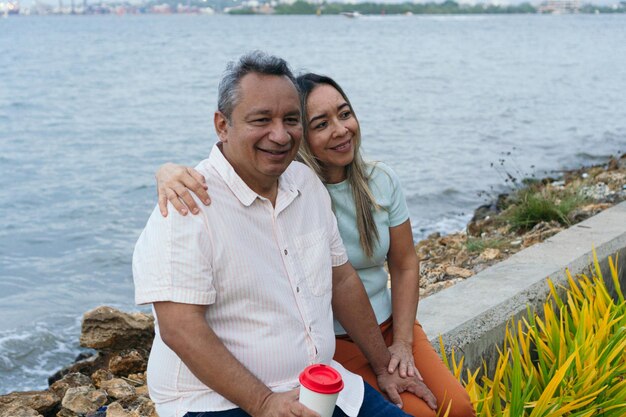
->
xmin=325 ymin=162 xmax=410 ymax=335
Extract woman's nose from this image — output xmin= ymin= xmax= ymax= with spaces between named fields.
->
xmin=332 ymin=121 xmax=348 ymax=138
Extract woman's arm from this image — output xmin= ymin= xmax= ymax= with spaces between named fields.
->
xmin=332 ymin=262 xmax=436 ymax=410
xmin=155 ymin=163 xmax=210 ymax=217
xmin=387 ymin=219 xmax=421 ymax=378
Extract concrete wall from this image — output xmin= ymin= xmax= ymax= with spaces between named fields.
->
xmin=418 ymin=200 xmax=626 ymax=376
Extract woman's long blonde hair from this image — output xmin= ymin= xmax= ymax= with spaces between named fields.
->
xmin=296 ymin=73 xmax=380 ymax=258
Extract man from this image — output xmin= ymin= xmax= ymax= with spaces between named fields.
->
xmin=133 ymin=51 xmax=433 ymax=417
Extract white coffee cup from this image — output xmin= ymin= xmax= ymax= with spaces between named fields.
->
xmin=298 ymin=364 xmax=344 ymax=417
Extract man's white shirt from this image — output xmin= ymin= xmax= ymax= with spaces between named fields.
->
xmin=133 ymin=144 xmax=364 ymax=417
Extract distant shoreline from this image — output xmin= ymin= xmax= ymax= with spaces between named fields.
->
xmin=9 ymin=0 xmax=626 ymax=17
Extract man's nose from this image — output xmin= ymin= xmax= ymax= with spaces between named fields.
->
xmin=268 ymin=122 xmax=292 ymax=144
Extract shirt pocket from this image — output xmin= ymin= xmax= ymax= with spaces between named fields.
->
xmin=294 ymin=229 xmax=332 ymax=297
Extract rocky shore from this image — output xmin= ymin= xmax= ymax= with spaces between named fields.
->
xmin=416 ymin=153 xmax=626 ymax=297
xmin=1 ymin=154 xmax=624 ymax=417
xmin=0 ymin=306 xmax=156 ymax=417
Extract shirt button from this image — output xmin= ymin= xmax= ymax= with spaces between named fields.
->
xmin=309 ymin=326 xmax=312 ymax=332
xmin=296 ymin=286 xmax=300 ymax=293
xmin=284 ymin=249 xmax=288 ymax=255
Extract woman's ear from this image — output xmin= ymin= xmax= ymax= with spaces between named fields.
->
xmin=214 ymin=111 xmax=229 ymax=143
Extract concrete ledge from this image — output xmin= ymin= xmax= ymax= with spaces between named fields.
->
xmin=418 ymin=200 xmax=626 ymax=375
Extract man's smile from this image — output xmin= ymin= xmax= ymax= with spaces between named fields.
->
xmin=257 ymin=146 xmax=291 ymax=156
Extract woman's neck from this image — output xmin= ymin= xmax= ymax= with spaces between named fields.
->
xmin=323 ymin=165 xmax=347 ymax=184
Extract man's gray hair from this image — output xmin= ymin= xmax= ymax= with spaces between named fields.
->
xmin=217 ymin=51 xmax=297 ymax=121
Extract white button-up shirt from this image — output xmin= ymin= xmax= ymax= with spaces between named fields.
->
xmin=133 ymin=144 xmax=364 ymax=417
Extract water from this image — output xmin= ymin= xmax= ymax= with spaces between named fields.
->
xmin=0 ymin=14 xmax=624 ymax=393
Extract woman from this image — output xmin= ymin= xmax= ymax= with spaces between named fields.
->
xmin=154 ymin=73 xmax=475 ymax=417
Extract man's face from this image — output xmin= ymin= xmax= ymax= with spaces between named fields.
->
xmin=216 ymin=73 xmax=302 ymax=192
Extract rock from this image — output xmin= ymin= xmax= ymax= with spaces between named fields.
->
xmin=50 ymin=372 xmax=93 ymax=400
xmin=581 ymin=182 xmax=613 ymax=200
xmin=100 ymin=379 xmax=136 ymax=400
xmin=467 ymin=216 xmax=494 ymax=237
xmin=567 ymin=203 xmax=613 ymax=224
xmin=595 ymin=171 xmax=626 ymax=189
xmin=49 ymin=353 xmax=111 ymax=386
xmin=420 ymin=264 xmax=445 ymax=286
xmin=56 ymin=408 xmax=79 ymax=417
xmin=453 ymin=249 xmax=470 ymax=266
xmin=522 ymin=221 xmax=563 ymax=246
xmin=80 ymin=307 xmax=154 ymax=352
xmin=479 ymin=248 xmax=500 ymax=261
xmin=134 ymin=386 xmax=149 ymax=397
xmin=438 ymin=234 xmax=465 ymax=248
xmin=471 ymin=203 xmax=495 ymax=222
xmin=108 ymin=350 xmax=147 ymax=376
xmin=0 ymin=403 xmax=43 ymax=417
xmin=445 ymin=266 xmax=473 ymax=279
xmin=114 ymin=395 xmax=158 ymax=417
xmin=61 ymin=387 xmax=107 ymax=415
xmin=420 ymin=278 xmax=464 ymax=297
xmin=105 ymin=402 xmax=128 ymax=417
xmin=472 ymin=263 xmax=489 ymax=274
xmin=468 ymin=193 xmax=509 ymax=232
xmin=92 ymin=369 xmax=115 ymax=388
xmin=125 ymin=374 xmax=147 ymax=386
xmin=0 ymin=390 xmax=60 ymax=415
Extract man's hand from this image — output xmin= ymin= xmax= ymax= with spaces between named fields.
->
xmin=387 ymin=341 xmax=420 ymax=379
xmin=256 ymin=389 xmax=321 ymax=417
xmin=156 ymin=163 xmax=210 ymax=217
xmin=375 ymin=371 xmax=437 ymax=411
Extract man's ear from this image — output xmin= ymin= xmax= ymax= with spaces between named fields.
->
xmin=214 ymin=111 xmax=229 ymax=143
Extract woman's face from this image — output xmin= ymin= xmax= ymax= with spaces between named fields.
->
xmin=305 ymin=84 xmax=359 ymax=179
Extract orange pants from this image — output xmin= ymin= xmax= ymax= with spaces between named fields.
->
xmin=334 ymin=319 xmax=475 ymax=417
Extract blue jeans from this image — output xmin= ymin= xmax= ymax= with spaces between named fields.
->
xmin=184 ymin=382 xmax=410 ymax=417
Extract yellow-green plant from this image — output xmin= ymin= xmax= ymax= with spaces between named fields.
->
xmin=442 ymin=251 xmax=626 ymax=416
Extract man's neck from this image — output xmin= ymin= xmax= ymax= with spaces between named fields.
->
xmin=219 ymin=144 xmax=280 ymax=206
xmin=241 ymin=177 xmax=279 ymax=207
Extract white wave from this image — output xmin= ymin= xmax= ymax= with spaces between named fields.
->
xmin=413 ymin=213 xmax=472 ymax=241
xmin=0 ymin=316 xmax=90 ymax=394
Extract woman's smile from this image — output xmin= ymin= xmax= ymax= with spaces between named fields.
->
xmin=330 ymin=138 xmax=353 ymax=153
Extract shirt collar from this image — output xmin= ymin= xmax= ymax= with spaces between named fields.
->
xmin=208 ymin=143 xmax=299 ymax=207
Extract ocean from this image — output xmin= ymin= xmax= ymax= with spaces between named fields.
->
xmin=0 ymin=13 xmax=624 ymax=393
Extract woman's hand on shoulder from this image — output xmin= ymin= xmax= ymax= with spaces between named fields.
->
xmin=387 ymin=340 xmax=421 ymax=379
xmin=156 ymin=163 xmax=210 ymax=217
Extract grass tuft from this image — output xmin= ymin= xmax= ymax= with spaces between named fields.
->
xmin=466 ymin=237 xmax=508 ymax=253
xmin=504 ymin=186 xmax=588 ymax=232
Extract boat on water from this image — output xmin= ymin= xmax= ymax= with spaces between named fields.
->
xmin=340 ymin=11 xmax=362 ymax=18
xmin=2 ymin=1 xmax=20 ymax=16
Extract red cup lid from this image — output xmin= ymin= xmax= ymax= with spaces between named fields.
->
xmin=299 ymin=364 xmax=344 ymax=394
